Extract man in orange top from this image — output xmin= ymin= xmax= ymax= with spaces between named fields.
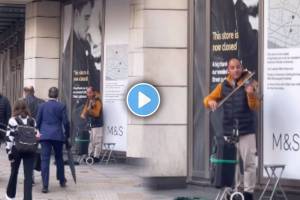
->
xmin=81 ymin=86 xmax=103 ymax=163
xmin=203 ymin=57 xmax=259 ymax=200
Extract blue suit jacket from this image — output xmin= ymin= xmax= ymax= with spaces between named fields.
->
xmin=36 ymin=99 xmax=70 ymax=142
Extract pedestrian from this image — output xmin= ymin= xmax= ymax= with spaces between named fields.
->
xmin=23 ymin=86 xmax=45 ymax=185
xmin=36 ymin=87 xmax=70 ymax=193
xmin=203 ymin=57 xmax=260 ymax=200
xmin=0 ymin=92 xmax=11 ymax=144
xmin=23 ymin=86 xmax=45 ymax=119
xmin=80 ymin=86 xmax=103 ymax=163
xmin=5 ymin=99 xmax=39 ymax=200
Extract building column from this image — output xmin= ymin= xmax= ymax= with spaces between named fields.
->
xmin=24 ymin=1 xmax=60 ymax=99
xmin=128 ymin=0 xmax=188 ymax=189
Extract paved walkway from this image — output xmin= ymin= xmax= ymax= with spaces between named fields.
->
xmin=4 ymin=146 xmax=300 ymax=200
xmin=0 ymin=146 xmax=218 ymax=200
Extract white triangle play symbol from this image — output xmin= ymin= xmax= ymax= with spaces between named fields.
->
xmin=138 ymin=91 xmax=151 ymax=108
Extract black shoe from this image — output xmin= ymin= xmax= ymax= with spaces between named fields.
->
xmin=60 ymin=181 xmax=66 ymax=188
xmin=93 ymin=157 xmax=100 ymax=163
xmin=243 ymin=192 xmax=253 ymax=200
xmin=42 ymin=187 xmax=48 ymax=193
xmin=60 ymin=179 xmax=67 ymax=188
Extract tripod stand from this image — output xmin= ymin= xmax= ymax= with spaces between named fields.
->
xmin=214 ymin=119 xmax=244 ymax=200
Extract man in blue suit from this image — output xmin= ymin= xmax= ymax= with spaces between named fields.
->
xmin=36 ymin=87 xmax=70 ymax=193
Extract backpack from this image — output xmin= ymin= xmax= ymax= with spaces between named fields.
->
xmin=14 ymin=117 xmax=37 ymax=153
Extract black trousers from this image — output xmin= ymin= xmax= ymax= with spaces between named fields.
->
xmin=6 ymin=152 xmax=35 ymax=200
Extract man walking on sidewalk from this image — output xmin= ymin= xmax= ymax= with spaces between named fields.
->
xmin=23 ymin=86 xmax=44 ymax=119
xmin=23 ymin=86 xmax=44 ymax=185
xmin=37 ymin=87 xmax=70 ymax=193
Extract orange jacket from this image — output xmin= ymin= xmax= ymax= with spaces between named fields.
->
xmin=81 ymin=92 xmax=102 ymax=118
xmin=203 ymin=74 xmax=260 ymax=111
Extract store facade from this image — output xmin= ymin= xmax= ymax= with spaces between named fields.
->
xmin=1 ymin=0 xmax=300 ymax=190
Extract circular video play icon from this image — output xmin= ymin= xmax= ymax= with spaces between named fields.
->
xmin=126 ymin=83 xmax=160 ymax=117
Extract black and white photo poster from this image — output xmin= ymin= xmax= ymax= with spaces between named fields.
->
xmin=70 ymin=0 xmax=103 ymax=134
xmin=210 ymin=0 xmax=259 ymax=90
xmin=61 ymin=3 xmax=73 ymax=118
xmin=209 ymin=0 xmax=259 ymax=135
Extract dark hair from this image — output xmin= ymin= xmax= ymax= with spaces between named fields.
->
xmin=48 ymin=87 xmax=59 ymax=99
xmin=87 ymin=86 xmax=96 ymax=92
xmin=13 ymin=99 xmax=30 ymax=117
xmin=227 ymin=56 xmax=242 ymax=66
xmin=24 ymin=86 xmax=34 ymax=95
xmin=23 ymin=86 xmax=30 ymax=94
xmin=29 ymin=86 xmax=35 ymax=94
xmin=74 ymin=0 xmax=94 ymax=12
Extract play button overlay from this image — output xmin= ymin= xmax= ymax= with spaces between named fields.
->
xmin=127 ymin=83 xmax=160 ymax=117
xmin=138 ymin=92 xmax=151 ymax=108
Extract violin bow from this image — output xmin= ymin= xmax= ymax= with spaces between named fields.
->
xmin=215 ymin=71 xmax=255 ymax=110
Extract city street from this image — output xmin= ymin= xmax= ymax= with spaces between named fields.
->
xmin=0 ymin=147 xmax=217 ymax=200
xmin=0 ymin=147 xmax=146 ymax=200
xmin=2 ymin=0 xmax=300 ymax=198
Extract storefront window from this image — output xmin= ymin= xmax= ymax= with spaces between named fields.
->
xmin=191 ymin=0 xmax=259 ymax=181
xmin=61 ymin=0 xmax=104 ymax=139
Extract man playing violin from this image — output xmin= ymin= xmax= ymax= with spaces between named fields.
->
xmin=80 ymin=86 xmax=104 ymax=163
xmin=203 ymin=57 xmax=260 ymax=200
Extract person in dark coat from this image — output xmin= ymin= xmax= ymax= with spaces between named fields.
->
xmin=36 ymin=87 xmax=70 ymax=193
xmin=23 ymin=86 xmax=45 ymax=119
xmin=23 ymin=86 xmax=45 ymax=185
xmin=0 ymin=92 xmax=11 ymax=144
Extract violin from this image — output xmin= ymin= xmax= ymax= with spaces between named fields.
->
xmin=87 ymin=98 xmax=96 ymax=110
xmin=238 ymin=70 xmax=259 ymax=94
xmin=237 ymin=69 xmax=256 ymax=85
xmin=216 ymin=70 xmax=257 ymax=109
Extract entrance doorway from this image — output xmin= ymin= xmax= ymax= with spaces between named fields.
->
xmin=0 ymin=4 xmax=25 ymax=104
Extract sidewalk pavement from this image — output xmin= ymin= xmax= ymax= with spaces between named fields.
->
xmin=3 ymin=145 xmax=300 ymax=200
xmin=0 ymin=147 xmax=218 ymax=200
xmin=2 ymin=146 xmax=300 ymax=200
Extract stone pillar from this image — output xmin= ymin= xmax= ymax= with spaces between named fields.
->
xmin=127 ymin=0 xmax=145 ymax=159
xmin=128 ymin=0 xmax=188 ymax=188
xmin=24 ymin=1 xmax=60 ymax=99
